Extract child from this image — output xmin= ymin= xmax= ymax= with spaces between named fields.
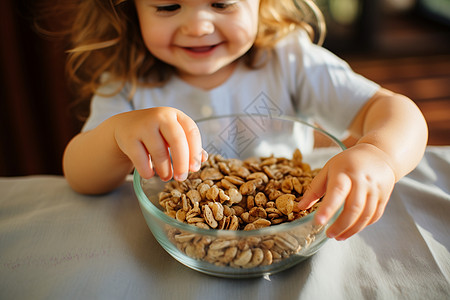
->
xmin=53 ymin=0 xmax=427 ymax=241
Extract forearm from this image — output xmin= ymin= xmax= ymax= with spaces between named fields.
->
xmin=349 ymin=88 xmax=428 ymax=181
xmin=63 ymin=120 xmax=134 ymax=194
xmin=298 ymin=88 xmax=427 ymax=240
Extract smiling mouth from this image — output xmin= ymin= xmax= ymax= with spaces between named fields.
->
xmin=183 ymin=44 xmax=219 ymax=53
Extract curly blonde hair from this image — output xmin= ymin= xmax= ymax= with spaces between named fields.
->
xmin=40 ymin=0 xmax=325 ymax=103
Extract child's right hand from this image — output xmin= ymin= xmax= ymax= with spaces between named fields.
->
xmin=111 ymin=107 xmax=206 ymax=182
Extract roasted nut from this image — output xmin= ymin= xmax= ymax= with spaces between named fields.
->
xmin=224 ymin=175 xmax=245 ymax=186
xmin=228 ymin=188 xmax=243 ymax=204
xmin=197 ymin=182 xmax=210 ymax=199
xmin=220 ymin=179 xmax=237 ymax=190
xmin=239 ymin=180 xmax=257 ymax=195
xmin=244 ymin=218 xmax=271 ymax=230
xmin=208 ymin=202 xmax=224 ymax=221
xmin=275 ymin=194 xmax=295 ymax=215
xmin=228 ymin=215 xmax=240 ymax=230
xmin=202 ymin=204 xmax=218 ymax=228
xmin=201 ymin=167 xmax=224 ymax=181
xmin=248 ymin=206 xmax=267 ymax=222
xmin=186 ymin=189 xmax=201 ymax=204
xmin=246 ymin=172 xmax=269 ymax=184
xmin=254 ymin=192 xmax=268 ymax=207
xmin=209 ymin=239 xmax=233 ymax=250
xmin=233 ymin=248 xmax=252 ymax=266
xmin=206 ymin=185 xmax=220 ymax=201
xmin=176 ymin=210 xmax=186 ymax=222
xmin=159 ymin=149 xmax=323 ymax=268
xmin=281 ymin=177 xmax=294 ymax=193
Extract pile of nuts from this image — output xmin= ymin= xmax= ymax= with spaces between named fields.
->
xmin=158 ymin=149 xmax=324 ymax=268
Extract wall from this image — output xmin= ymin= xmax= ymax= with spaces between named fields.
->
xmin=1 ymin=0 xmax=81 ymax=176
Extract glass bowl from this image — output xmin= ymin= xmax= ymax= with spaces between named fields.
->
xmin=133 ymin=114 xmax=345 ymax=278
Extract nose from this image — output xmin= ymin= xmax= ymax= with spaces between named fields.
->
xmin=180 ymin=10 xmax=215 ymax=36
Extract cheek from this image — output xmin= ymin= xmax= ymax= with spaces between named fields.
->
xmin=226 ymin=19 xmax=258 ymax=48
xmin=140 ymin=23 xmax=171 ymax=53
xmin=226 ymin=7 xmax=259 ymax=45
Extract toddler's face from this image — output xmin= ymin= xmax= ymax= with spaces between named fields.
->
xmin=135 ymin=0 xmax=260 ymax=87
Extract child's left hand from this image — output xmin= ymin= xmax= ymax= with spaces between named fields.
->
xmin=298 ymin=143 xmax=396 ymax=240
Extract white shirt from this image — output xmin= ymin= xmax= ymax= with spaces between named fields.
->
xmin=83 ymin=31 xmax=379 ymax=139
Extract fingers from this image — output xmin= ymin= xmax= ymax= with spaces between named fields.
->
xmin=319 ymin=178 xmax=387 ymax=241
xmin=298 ymin=164 xmax=389 ymax=240
xmin=159 ymin=112 xmax=205 ymax=181
xmin=141 ymin=128 xmax=173 ymax=181
xmin=298 ymin=167 xmax=327 ymax=210
xmin=125 ymin=141 xmax=154 ymax=179
xmin=147 ymin=110 xmax=204 ymax=182
xmin=367 ymin=200 xmax=386 ymax=226
xmin=333 ymin=191 xmax=379 ymax=240
xmin=114 ymin=108 xmax=206 ymax=182
xmin=314 ymin=172 xmax=352 ymax=227
xmin=176 ymin=113 xmax=205 ymax=173
xmin=325 ymin=177 xmax=367 ymax=239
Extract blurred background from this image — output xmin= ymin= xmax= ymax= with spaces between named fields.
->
xmin=1 ymin=0 xmax=449 ymax=177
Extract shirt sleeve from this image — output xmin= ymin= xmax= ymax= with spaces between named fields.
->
xmin=81 ymin=81 xmax=134 ymax=132
xmin=277 ymin=31 xmax=380 ymax=138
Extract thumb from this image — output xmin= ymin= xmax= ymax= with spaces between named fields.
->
xmin=298 ymin=167 xmax=327 ymax=210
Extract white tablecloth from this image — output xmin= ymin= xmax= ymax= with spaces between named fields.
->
xmin=1 ymin=146 xmax=449 ymax=300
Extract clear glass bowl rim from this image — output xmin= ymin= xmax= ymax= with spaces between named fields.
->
xmin=133 ymin=114 xmax=346 ymax=238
